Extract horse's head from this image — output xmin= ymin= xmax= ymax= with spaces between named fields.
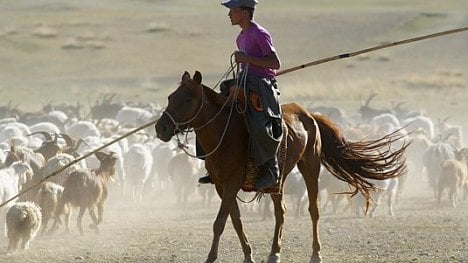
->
xmin=155 ymin=71 xmax=203 ymax=142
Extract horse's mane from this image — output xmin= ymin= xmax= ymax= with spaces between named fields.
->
xmin=201 ymin=84 xmax=229 ymax=108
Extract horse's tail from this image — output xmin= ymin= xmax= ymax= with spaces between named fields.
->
xmin=312 ymin=113 xmax=408 ymax=206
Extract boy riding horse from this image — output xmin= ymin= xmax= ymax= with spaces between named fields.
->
xmin=198 ymin=0 xmax=283 ymax=190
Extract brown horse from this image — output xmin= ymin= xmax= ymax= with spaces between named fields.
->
xmin=155 ymin=71 xmax=408 ymax=263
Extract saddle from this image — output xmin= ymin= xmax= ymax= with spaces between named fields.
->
xmin=228 ymin=86 xmax=263 ymax=112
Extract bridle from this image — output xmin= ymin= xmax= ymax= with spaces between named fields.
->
xmin=161 ymin=59 xmax=249 ymax=159
xmin=161 ymin=84 xmax=206 ymax=135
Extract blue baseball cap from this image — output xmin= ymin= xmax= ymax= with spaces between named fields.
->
xmin=221 ymin=0 xmax=258 ymax=9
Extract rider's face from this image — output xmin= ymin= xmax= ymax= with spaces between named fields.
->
xmin=228 ymin=8 xmax=248 ymax=25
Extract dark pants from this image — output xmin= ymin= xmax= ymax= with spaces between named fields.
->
xmin=221 ymin=75 xmax=283 ymax=167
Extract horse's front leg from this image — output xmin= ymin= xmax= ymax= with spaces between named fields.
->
xmin=206 ymin=186 xmax=238 ymax=263
xmin=230 ymin=200 xmax=255 ymax=263
xmin=268 ymin=193 xmax=286 ymax=263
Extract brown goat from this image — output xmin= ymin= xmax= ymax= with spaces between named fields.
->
xmin=56 ymin=151 xmax=117 ymax=235
xmin=29 ymin=131 xmax=62 ymax=162
xmin=438 ymin=148 xmax=468 ymax=208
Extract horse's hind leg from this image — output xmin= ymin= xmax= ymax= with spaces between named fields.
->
xmin=268 ymin=193 xmax=286 ymax=263
xmin=230 ymin=200 xmax=254 ymax=263
xmin=298 ymin=157 xmax=322 ymax=263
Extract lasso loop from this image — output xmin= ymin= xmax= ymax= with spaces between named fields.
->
xmin=167 ymin=54 xmax=245 ymax=159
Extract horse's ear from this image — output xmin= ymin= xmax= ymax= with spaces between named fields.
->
xmin=193 ymin=71 xmax=202 ymax=85
xmin=182 ymin=71 xmax=191 ymax=82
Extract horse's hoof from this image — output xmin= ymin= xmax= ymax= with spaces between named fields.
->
xmin=309 ymin=254 xmax=322 ymax=263
xmin=267 ymin=253 xmax=280 ymax=263
xmin=204 ymin=257 xmax=215 ymax=263
xmin=242 ymin=255 xmax=255 ymax=263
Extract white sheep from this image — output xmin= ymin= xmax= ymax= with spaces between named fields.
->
xmin=0 ymin=122 xmax=31 ymax=139
xmin=115 ymin=106 xmax=154 ymax=127
xmin=101 ymin=136 xmax=126 ymax=197
xmin=148 ymin=141 xmax=176 ymax=193
xmin=372 ymin=112 xmax=400 ymax=127
xmin=438 ymin=148 xmax=468 ymax=208
xmin=0 ymin=125 xmax=25 ymax=145
xmin=402 ymin=115 xmax=435 ymax=140
xmin=65 ymin=120 xmax=101 ymax=139
xmin=5 ymin=201 xmax=42 ymax=250
xmin=29 ymin=121 xmax=61 ymax=135
xmin=123 ymin=143 xmax=153 ymax=201
xmin=35 ymin=182 xmax=68 ymax=234
xmin=96 ymin=118 xmax=120 ymax=138
xmin=37 ymin=153 xmax=87 ymax=186
xmin=319 ymin=168 xmax=352 ymax=215
xmin=423 ymin=141 xmax=455 ymax=198
xmin=168 ymin=150 xmax=201 ymax=206
xmin=406 ymin=132 xmax=432 ymax=180
xmin=0 ymin=162 xmax=33 ymax=205
xmin=463 ymin=181 xmax=468 ymax=202
xmin=437 ymin=118 xmax=464 ymax=148
xmin=0 ymin=148 xmax=5 ymax=165
xmin=115 ymin=127 xmax=149 ymax=147
xmin=48 ymin=110 xmax=69 ymax=124
xmin=354 ymin=177 xmax=400 ymax=217
xmin=0 ymin=117 xmax=17 ymax=125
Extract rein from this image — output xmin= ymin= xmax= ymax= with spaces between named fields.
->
xmin=164 ymin=57 xmax=250 ymax=159
xmin=161 ymin=84 xmax=205 ymax=133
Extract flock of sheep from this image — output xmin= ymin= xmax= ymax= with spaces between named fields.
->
xmin=309 ymin=94 xmax=467 ymax=215
xmin=0 ymin=93 xmax=466 ymax=251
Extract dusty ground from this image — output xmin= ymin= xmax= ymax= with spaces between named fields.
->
xmin=0 ymin=0 xmax=467 ymax=262
xmin=0 ymin=180 xmax=467 ymax=263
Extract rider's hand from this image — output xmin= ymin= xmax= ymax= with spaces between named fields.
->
xmin=234 ymin=51 xmax=249 ymax=64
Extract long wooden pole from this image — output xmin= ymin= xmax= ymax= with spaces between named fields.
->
xmin=276 ymin=26 xmax=468 ymax=76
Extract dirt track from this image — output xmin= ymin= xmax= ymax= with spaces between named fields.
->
xmin=0 ymin=182 xmax=466 ymax=263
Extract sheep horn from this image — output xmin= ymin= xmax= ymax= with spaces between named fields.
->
xmin=5 ymin=151 xmax=20 ymax=164
xmin=442 ymin=115 xmax=454 ymax=123
xmin=53 ymin=133 xmax=59 ymax=143
xmin=75 ymin=138 xmax=89 ymax=149
xmin=59 ymin=133 xmax=76 ymax=147
xmin=27 ymin=131 xmax=53 ymax=141
xmin=364 ymin=93 xmax=378 ymax=106
xmin=460 ymin=147 xmax=468 ymax=155
xmin=394 ymin=101 xmax=406 ymax=110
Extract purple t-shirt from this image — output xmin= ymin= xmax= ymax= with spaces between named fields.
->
xmin=236 ymin=21 xmax=277 ymax=79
